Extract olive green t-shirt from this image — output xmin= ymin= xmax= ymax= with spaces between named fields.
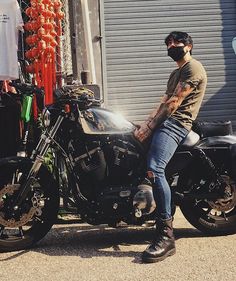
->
xmin=166 ymin=58 xmax=207 ymax=130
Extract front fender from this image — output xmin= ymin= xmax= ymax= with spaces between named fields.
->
xmin=0 ymin=156 xmax=53 ymax=179
xmin=0 ymin=156 xmax=33 ymax=166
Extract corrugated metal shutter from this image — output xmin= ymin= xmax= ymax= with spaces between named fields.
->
xmin=103 ymin=0 xmax=236 ymax=128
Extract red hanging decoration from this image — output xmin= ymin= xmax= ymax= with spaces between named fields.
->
xmin=24 ymin=0 xmax=64 ymax=107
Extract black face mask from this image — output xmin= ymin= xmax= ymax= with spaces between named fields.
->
xmin=168 ymin=46 xmax=187 ymax=61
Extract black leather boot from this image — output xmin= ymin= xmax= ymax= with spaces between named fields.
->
xmin=142 ymin=218 xmax=176 ymax=263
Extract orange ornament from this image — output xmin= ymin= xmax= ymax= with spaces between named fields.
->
xmin=30 ymin=0 xmax=37 ymax=8
xmin=54 ymin=1 xmax=62 ymax=8
xmin=25 ymin=49 xmax=34 ymax=60
xmin=37 ymin=3 xmax=46 ymax=13
xmin=41 ymin=10 xmax=52 ymax=18
xmin=37 ymin=27 xmax=46 ymax=38
xmin=24 ymin=22 xmax=33 ymax=31
xmin=50 ymin=40 xmax=58 ymax=47
xmin=38 ymin=40 xmax=47 ymax=51
xmin=31 ymin=47 xmax=39 ymax=58
xmin=25 ymin=34 xmax=38 ymax=46
xmin=25 ymin=7 xmax=32 ymax=17
xmin=50 ymin=29 xmax=57 ymax=37
xmin=30 ymin=20 xmax=39 ymax=31
xmin=37 ymin=15 xmax=46 ymax=26
xmin=25 ymin=64 xmax=35 ymax=74
xmin=30 ymin=8 xmax=38 ymax=19
xmin=43 ymin=22 xmax=54 ymax=31
xmin=41 ymin=34 xmax=54 ymax=44
xmin=42 ymin=0 xmax=51 ymax=5
xmin=56 ymin=11 xmax=64 ymax=20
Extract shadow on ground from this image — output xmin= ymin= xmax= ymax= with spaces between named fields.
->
xmin=0 ymin=222 xmax=208 ymax=263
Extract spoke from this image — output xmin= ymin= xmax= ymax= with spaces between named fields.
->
xmin=194 ymin=199 xmax=202 ymax=206
xmin=34 ymin=216 xmax=42 ymax=222
xmin=206 ymin=207 xmax=212 ymax=216
xmin=222 ymin=211 xmax=228 ymax=221
xmin=11 ymin=171 xmax=17 ymax=184
xmin=19 ymin=226 xmax=24 ymax=238
xmin=195 ymin=199 xmax=208 ymax=208
xmin=205 ymin=207 xmax=218 ymax=217
xmin=0 ymin=225 xmax=4 ymax=237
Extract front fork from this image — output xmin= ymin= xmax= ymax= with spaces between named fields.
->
xmin=12 ymin=115 xmax=65 ymax=211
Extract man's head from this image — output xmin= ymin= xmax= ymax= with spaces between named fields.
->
xmin=165 ymin=31 xmax=193 ymax=62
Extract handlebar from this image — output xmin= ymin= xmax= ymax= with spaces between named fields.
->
xmin=9 ymin=81 xmax=44 ymax=96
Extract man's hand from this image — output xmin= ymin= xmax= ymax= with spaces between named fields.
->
xmin=134 ymin=122 xmax=153 ymax=143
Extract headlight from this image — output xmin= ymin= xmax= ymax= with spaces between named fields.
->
xmin=42 ymin=108 xmax=51 ymax=128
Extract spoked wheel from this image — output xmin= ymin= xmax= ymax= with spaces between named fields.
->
xmin=180 ymin=174 xmax=236 ymax=235
xmin=0 ymin=157 xmax=59 ymax=252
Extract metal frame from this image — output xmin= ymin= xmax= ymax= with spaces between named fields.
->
xmin=99 ymin=0 xmax=108 ymax=106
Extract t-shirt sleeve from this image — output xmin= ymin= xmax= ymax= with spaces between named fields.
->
xmin=165 ymin=70 xmax=176 ymax=96
xmin=180 ymin=62 xmax=202 ymax=89
xmin=15 ymin=1 xmax=24 ymax=31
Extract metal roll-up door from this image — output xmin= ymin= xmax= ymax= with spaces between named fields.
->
xmin=103 ymin=0 xmax=236 ymax=128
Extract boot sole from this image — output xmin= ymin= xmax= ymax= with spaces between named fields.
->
xmin=142 ymin=248 xmax=176 ymax=263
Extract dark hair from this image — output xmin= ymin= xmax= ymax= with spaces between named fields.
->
xmin=165 ymin=31 xmax=193 ymax=54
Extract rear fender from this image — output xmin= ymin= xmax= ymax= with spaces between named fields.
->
xmin=177 ymin=141 xmax=235 ymax=194
xmin=197 ymin=135 xmax=236 ymax=179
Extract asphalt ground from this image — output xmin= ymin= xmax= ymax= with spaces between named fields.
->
xmin=0 ymin=208 xmax=235 ymax=281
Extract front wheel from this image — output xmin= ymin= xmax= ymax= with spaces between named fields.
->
xmin=179 ymin=174 xmax=236 ymax=236
xmin=0 ymin=157 xmax=60 ymax=252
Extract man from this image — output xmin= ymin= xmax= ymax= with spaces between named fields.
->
xmin=134 ymin=31 xmax=207 ymax=263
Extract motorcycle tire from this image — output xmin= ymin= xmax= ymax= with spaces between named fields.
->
xmin=179 ymin=172 xmax=236 ymax=236
xmin=0 ymin=157 xmax=60 ymax=252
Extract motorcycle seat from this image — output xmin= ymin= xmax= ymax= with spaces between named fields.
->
xmin=180 ymin=130 xmax=200 ymax=148
xmin=192 ymin=120 xmax=233 ymax=138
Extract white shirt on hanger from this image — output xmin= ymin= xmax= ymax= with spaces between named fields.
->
xmin=0 ymin=0 xmax=23 ymax=80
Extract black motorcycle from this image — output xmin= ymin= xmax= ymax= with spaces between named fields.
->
xmin=0 ymin=82 xmax=236 ymax=252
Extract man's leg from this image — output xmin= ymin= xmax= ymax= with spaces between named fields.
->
xmin=142 ymin=118 xmax=188 ymax=263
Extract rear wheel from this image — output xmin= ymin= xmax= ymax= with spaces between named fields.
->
xmin=179 ymin=172 xmax=236 ymax=236
xmin=0 ymin=158 xmax=59 ymax=252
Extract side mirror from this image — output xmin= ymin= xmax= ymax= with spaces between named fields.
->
xmin=232 ymin=37 xmax=236 ymax=55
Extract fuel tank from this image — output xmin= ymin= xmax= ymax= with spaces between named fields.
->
xmin=80 ymin=107 xmax=136 ymax=135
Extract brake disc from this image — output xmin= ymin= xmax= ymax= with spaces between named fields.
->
xmin=0 ymin=184 xmax=37 ymax=227
xmin=208 ymin=175 xmax=236 ymax=212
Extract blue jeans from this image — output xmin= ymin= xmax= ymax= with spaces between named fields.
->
xmin=147 ymin=117 xmax=189 ymax=220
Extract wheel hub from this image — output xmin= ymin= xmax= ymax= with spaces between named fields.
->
xmin=0 ymin=184 xmax=42 ymax=227
xmin=208 ymin=175 xmax=236 ymax=212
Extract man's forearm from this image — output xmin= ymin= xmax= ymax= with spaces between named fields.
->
xmin=146 ymin=82 xmax=192 ymax=131
xmin=145 ymin=95 xmax=168 ymax=124
xmin=144 ymin=82 xmax=192 ymax=131
xmin=147 ymin=102 xmax=176 ymax=131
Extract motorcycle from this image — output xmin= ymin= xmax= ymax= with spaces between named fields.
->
xmin=0 ymin=82 xmax=236 ymax=252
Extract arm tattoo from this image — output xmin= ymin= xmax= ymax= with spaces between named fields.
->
xmin=147 ymin=103 xmax=172 ymax=130
xmin=172 ymin=81 xmax=189 ymax=97
xmin=147 ymin=82 xmax=193 ymax=130
xmin=147 ymin=82 xmax=192 ymax=130
xmin=179 ymin=81 xmax=189 ymax=91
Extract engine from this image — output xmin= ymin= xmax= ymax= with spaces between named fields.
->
xmin=66 ymin=137 xmax=155 ymax=224
xmin=68 ymin=138 xmax=143 ymax=189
